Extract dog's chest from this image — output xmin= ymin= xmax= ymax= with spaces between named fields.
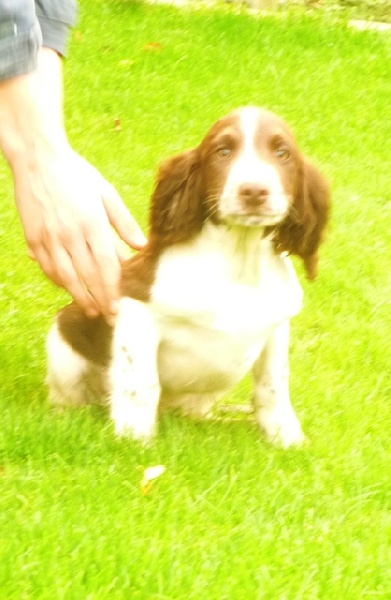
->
xmin=149 ymin=233 xmax=303 ymax=392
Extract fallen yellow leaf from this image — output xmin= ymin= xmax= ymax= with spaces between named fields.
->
xmin=140 ymin=464 xmax=166 ymax=494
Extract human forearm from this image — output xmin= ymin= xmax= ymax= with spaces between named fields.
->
xmin=0 ymin=48 xmax=67 ymax=173
xmin=0 ymin=0 xmax=77 ymax=164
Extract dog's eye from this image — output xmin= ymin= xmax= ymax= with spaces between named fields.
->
xmin=275 ymin=148 xmax=290 ymax=162
xmin=216 ymin=147 xmax=232 ymax=158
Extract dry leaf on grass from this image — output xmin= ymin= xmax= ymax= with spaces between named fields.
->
xmin=143 ymin=42 xmax=162 ymax=51
xmin=140 ymin=465 xmax=166 ymax=494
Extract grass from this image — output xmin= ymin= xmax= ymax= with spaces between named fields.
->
xmin=1 ymin=0 xmax=391 ymax=597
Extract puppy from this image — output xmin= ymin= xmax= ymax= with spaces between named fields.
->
xmin=47 ymin=107 xmax=330 ymax=446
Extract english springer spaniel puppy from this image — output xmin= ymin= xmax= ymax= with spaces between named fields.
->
xmin=47 ymin=106 xmax=330 ymax=447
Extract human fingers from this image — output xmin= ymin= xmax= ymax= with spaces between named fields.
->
xmin=101 ymin=179 xmax=147 ymax=250
xmin=27 ymin=244 xmax=63 ymax=288
xmin=76 ymin=217 xmax=122 ymax=318
xmin=31 ymin=242 xmax=101 ymax=316
xmin=113 ymin=234 xmax=134 ymax=262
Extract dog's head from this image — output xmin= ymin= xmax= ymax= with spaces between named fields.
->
xmin=149 ymin=106 xmax=330 ymax=278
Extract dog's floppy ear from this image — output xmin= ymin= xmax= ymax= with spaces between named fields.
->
xmin=149 ymin=148 xmax=204 ymax=245
xmin=275 ymin=158 xmax=331 ymax=279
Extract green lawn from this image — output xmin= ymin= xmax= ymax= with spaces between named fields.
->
xmin=1 ymin=1 xmax=391 ymax=598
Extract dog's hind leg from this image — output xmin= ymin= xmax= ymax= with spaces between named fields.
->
xmin=46 ymin=322 xmax=105 ymax=406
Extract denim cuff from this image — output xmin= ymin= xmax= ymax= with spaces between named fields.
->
xmin=38 ymin=15 xmax=73 ymax=57
xmin=0 ymin=19 xmax=42 ymax=80
xmin=0 ymin=0 xmax=77 ymax=80
xmin=36 ymin=0 xmax=78 ymax=57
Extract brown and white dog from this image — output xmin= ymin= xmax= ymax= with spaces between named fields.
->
xmin=46 ymin=106 xmax=330 ymax=447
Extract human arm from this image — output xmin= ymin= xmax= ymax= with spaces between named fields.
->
xmin=0 ymin=1 xmax=146 ymax=319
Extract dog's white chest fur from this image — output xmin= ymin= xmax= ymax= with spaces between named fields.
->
xmin=124 ymin=223 xmax=303 ymax=397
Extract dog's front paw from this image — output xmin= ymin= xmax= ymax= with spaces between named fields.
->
xmin=257 ymin=408 xmax=306 ymax=448
xmin=112 ymin=405 xmax=157 ymax=444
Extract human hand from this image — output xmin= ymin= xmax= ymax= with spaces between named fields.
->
xmin=14 ymin=147 xmax=146 ymax=319
xmin=0 ymin=47 xmax=146 ymax=318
